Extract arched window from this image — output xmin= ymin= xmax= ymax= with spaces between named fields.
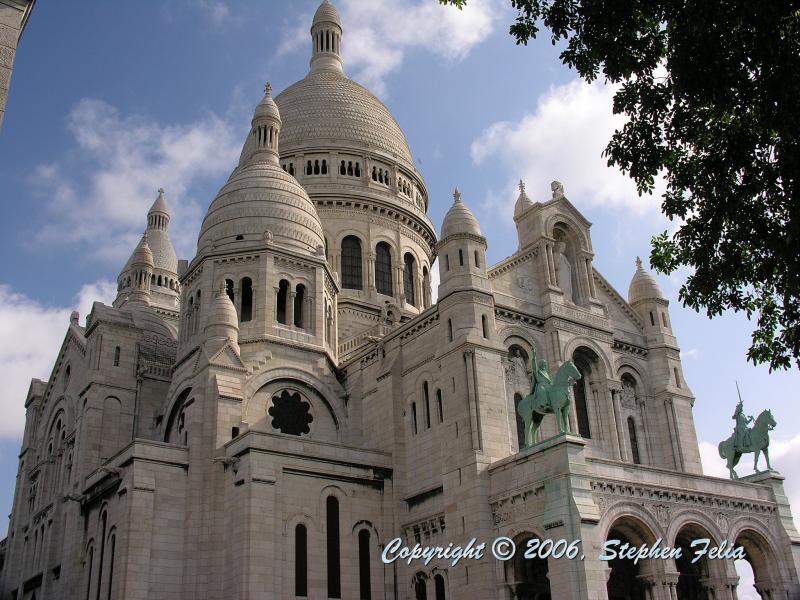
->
xmin=306 ymin=160 xmax=312 ymax=175
xmin=85 ymin=544 xmax=95 ymax=600
xmin=436 ymin=389 xmax=443 ymax=423
xmin=573 ymin=367 xmax=591 ymax=438
xmin=105 ymin=531 xmax=116 ymax=600
xmin=375 ymin=242 xmax=393 ymax=296
xmin=414 ymin=577 xmax=427 ymax=600
xmin=481 ymin=315 xmax=488 ymax=338
xmin=423 ymin=382 xmax=431 ymax=429
xmin=445 ymin=254 xmax=450 ymax=271
xmin=113 ymin=347 xmax=120 ymax=367
xmin=340 ymin=160 xmax=346 ymax=175
xmin=355 ymin=162 xmax=361 ymax=177
xmin=359 ymin=529 xmax=371 ymax=600
xmin=404 ymin=253 xmax=416 ymax=307
xmin=327 ymin=496 xmax=341 ymax=599
xmin=314 ymin=160 xmax=320 ymax=175
xmin=225 ymin=279 xmax=234 ymax=303
xmin=295 ymin=524 xmax=308 ymax=597
xmin=240 ymin=277 xmax=253 ymax=322
xmin=322 ymin=159 xmax=328 ymax=175
xmin=276 ymin=280 xmax=289 ymax=325
xmin=458 ymin=248 xmax=464 ymax=266
xmin=474 ymin=250 xmax=480 ymax=268
xmin=434 ymin=574 xmax=446 ymax=600
xmin=96 ymin=511 xmax=107 ymax=600
xmin=627 ymin=417 xmax=641 ymax=464
xmin=341 ymin=236 xmax=363 ymax=290
xmin=422 ymin=266 xmax=431 ymax=308
xmin=64 ymin=364 xmax=71 ymax=388
xmin=514 ymin=393 xmax=525 ymax=450
xmin=447 ymin=319 xmax=453 ymax=342
xmin=294 ymin=284 xmax=306 ymax=328
xmin=411 ymin=402 xmax=418 ymax=435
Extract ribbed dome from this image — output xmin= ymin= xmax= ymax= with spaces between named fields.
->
xmin=198 ymin=163 xmax=324 ymax=254
xmin=313 ymin=0 xmax=341 ymax=27
xmin=275 ymin=69 xmax=414 ymax=166
xmin=441 ymin=188 xmax=481 ymax=238
xmin=198 ymin=87 xmax=325 ymax=255
xmin=628 ymin=257 xmax=666 ymax=304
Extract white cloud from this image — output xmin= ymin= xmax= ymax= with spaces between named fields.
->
xmin=30 ymin=99 xmax=241 ymax=265
xmin=0 ymin=281 xmax=116 ymax=440
xmin=470 ymin=80 xmax=666 ymax=224
xmin=278 ymin=0 xmax=500 ymax=97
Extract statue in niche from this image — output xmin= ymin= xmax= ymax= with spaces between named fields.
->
xmin=506 ymin=347 xmax=530 ymax=386
xmin=621 ymin=379 xmax=637 ymax=409
xmin=554 ymin=241 xmax=574 ymax=303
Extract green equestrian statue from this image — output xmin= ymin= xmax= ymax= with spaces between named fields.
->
xmin=718 ymin=399 xmax=776 ymax=480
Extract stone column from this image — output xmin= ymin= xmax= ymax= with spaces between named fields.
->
xmin=545 ymin=242 xmax=557 ymax=286
xmin=367 ymin=253 xmax=376 ymax=292
xmin=585 ymin=256 xmax=598 ymax=298
xmin=289 ymin=290 xmax=297 ymax=327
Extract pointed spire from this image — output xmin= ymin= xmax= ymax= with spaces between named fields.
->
xmin=244 ymin=82 xmax=282 ymax=166
xmin=514 ymin=178 xmax=534 ymax=218
xmin=441 ymin=187 xmax=481 ymax=238
xmin=636 ymin=256 xmax=643 ymax=269
xmin=310 ymin=0 xmax=344 ymax=73
xmin=453 ymin=187 xmax=462 ymax=204
xmin=148 ymin=187 xmax=170 ymax=230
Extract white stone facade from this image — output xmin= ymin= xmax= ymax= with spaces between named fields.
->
xmin=2 ymin=2 xmax=800 ymax=599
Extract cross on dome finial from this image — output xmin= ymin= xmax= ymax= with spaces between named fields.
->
xmin=264 ymin=81 xmax=272 ymax=96
xmin=453 ymin=187 xmax=462 ymax=204
xmin=636 ymin=256 xmax=643 ymax=269
xmin=519 ymin=179 xmax=525 ymax=193
xmin=157 ymin=187 xmax=165 ymax=195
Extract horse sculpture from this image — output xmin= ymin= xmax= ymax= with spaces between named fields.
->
xmin=718 ymin=409 xmax=776 ymax=479
xmin=518 ymin=360 xmax=581 ymax=447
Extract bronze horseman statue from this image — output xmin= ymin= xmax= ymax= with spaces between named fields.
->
xmin=718 ymin=395 xmax=777 ymax=480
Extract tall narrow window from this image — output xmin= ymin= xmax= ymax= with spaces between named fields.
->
xmin=447 ymin=319 xmax=453 ymax=342
xmin=445 ymin=254 xmax=450 ymax=271
xmin=225 ymin=279 xmax=235 ymax=303
xmin=376 ymin=242 xmax=393 ymax=296
xmin=481 ymin=315 xmax=488 ymax=338
xmin=96 ymin=512 xmax=107 ymax=600
xmin=277 ymin=280 xmax=289 ymax=325
xmin=326 ymin=496 xmax=341 ymax=599
xmin=674 ymin=367 xmax=681 ymax=388
xmin=85 ymin=545 xmax=94 ymax=600
xmin=436 ymin=389 xmax=443 ymax=423
xmin=411 ymin=402 xmax=418 ymax=435
xmin=661 ymin=312 xmax=668 ymax=327
xmin=294 ymin=284 xmax=306 ymax=328
xmin=434 ymin=574 xmax=446 ymax=600
xmin=649 ymin=311 xmax=655 ymax=326
xmin=113 ymin=347 xmax=120 ymax=367
xmin=573 ymin=374 xmax=591 ymax=438
xmin=359 ymin=529 xmax=371 ymax=600
xmin=514 ymin=393 xmax=525 ymax=450
xmin=627 ymin=417 xmax=641 ymax=464
xmin=240 ymin=277 xmax=253 ymax=322
xmin=458 ymin=249 xmax=464 ymax=266
xmin=415 ymin=578 xmax=427 ymax=600
xmin=341 ymin=236 xmax=363 ymax=290
xmin=474 ymin=250 xmax=480 ymax=268
xmin=295 ymin=524 xmax=308 ymax=597
xmin=403 ymin=253 xmax=416 ymax=307
xmin=106 ymin=532 xmax=116 ymax=600
xmin=423 ymin=382 xmax=431 ymax=429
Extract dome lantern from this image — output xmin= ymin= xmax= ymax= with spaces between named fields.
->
xmin=310 ymin=0 xmax=343 ymax=74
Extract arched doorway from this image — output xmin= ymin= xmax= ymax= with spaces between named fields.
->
xmin=504 ymin=533 xmax=550 ymax=600
xmin=606 ymin=517 xmax=658 ymax=600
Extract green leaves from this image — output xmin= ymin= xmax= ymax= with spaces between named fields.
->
xmin=442 ymin=0 xmax=800 ymax=370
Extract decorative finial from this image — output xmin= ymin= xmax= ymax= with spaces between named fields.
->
xmin=453 ymin=187 xmax=462 ymax=204
xmin=519 ymin=179 xmax=525 ymax=193
xmin=264 ymin=81 xmax=272 ymax=96
xmin=157 ymin=187 xmax=165 ymax=196
xmin=636 ymin=256 xmax=643 ymax=269
xmin=551 ymin=180 xmax=564 ymax=199
xmin=218 ymin=281 xmax=227 ymax=296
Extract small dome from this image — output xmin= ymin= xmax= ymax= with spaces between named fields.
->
xmin=198 ymin=87 xmax=325 ymax=255
xmin=313 ymin=0 xmax=341 ymax=28
xmin=131 ymin=233 xmax=154 ymax=267
xmin=254 ymin=82 xmax=281 ymax=122
xmin=514 ymin=179 xmax=533 ymax=218
xmin=628 ymin=257 xmax=666 ymax=304
xmin=441 ymin=188 xmax=481 ymax=238
xmin=206 ymin=284 xmax=239 ymax=334
xmin=146 ymin=188 xmax=178 ymax=273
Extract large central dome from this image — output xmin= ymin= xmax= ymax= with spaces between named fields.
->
xmin=275 ymin=70 xmax=414 ymax=167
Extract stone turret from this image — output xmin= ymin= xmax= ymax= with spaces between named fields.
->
xmin=126 ymin=233 xmax=154 ymax=306
xmin=310 ymin=0 xmax=343 ymax=73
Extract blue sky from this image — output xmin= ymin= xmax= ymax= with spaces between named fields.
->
xmin=1 ymin=1 xmax=798 ymax=584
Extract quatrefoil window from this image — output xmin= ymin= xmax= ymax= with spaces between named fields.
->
xmin=268 ymin=390 xmax=313 ymax=436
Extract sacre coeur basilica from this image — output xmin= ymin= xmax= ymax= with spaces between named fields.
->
xmin=1 ymin=2 xmax=799 ymax=599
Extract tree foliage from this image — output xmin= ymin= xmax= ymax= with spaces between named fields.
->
xmin=444 ymin=0 xmax=800 ymax=370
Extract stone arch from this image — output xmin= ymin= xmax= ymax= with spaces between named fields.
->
xmin=562 ymin=337 xmax=613 ymax=380
xmin=244 ymin=367 xmax=344 ymax=431
xmin=729 ymin=520 xmax=787 ymax=586
xmin=283 ymin=511 xmax=317 ymax=536
xmin=163 ymin=387 xmax=192 ymax=444
xmin=615 ymin=359 xmax=651 ymax=396
xmin=503 ymin=530 xmax=551 ymax=600
xmin=672 ymin=519 xmax=728 ymax=598
xmin=604 ymin=512 xmax=663 ymax=600
xmin=545 ymin=213 xmax=590 ymax=250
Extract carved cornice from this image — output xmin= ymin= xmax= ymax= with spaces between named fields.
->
xmin=495 ymin=307 xmax=545 ymax=329
xmin=488 ymin=246 xmax=540 ymax=279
